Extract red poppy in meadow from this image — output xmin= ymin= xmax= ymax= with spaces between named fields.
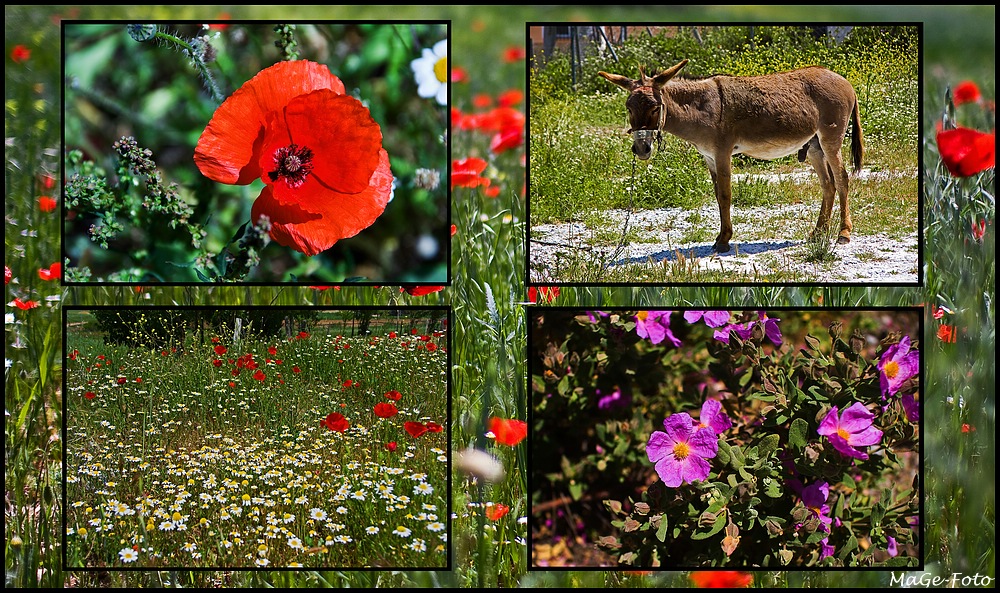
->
xmin=84 ymin=391 xmax=96 ymax=400
xmin=527 ymin=286 xmax=559 ymax=303
xmin=10 ymin=44 xmax=31 ymax=63
xmin=451 ymin=157 xmax=491 ymax=189
xmin=502 ymin=45 xmax=526 ymax=62
xmin=498 ymin=89 xmax=523 ymax=107
xmin=972 ymin=219 xmax=986 ymax=243
xmin=4 ymin=266 xmax=11 ymax=285
xmin=373 ymin=402 xmax=398 ymax=419
xmin=490 ymin=126 xmax=523 ymax=154
xmin=489 ymin=417 xmax=527 ymax=446
xmin=292 ymin=366 xmax=301 ymax=374
xmin=384 ymin=390 xmax=402 ymax=401
xmin=321 ymin=412 xmax=350 ymax=432
xmin=937 ymin=324 xmax=957 ymax=343
xmin=450 ymin=224 xmax=457 ymax=236
xmin=194 ymin=60 xmax=392 ymax=256
xmin=385 ymin=441 xmax=398 ymax=452
xmin=38 ymin=196 xmax=57 ymax=212
xmin=689 ymin=571 xmax=753 ymax=588
xmin=214 ymin=345 xmax=227 ymax=355
xmin=38 ymin=262 xmax=61 ymax=281
xmin=937 ymin=126 xmax=995 ymax=177
xmin=953 ymin=81 xmax=982 ymax=106
xmin=116 ymin=377 xmax=127 ymax=385
xmin=404 ymin=420 xmax=444 ymax=438
xmin=403 ymin=286 xmax=445 ymax=296
xmin=212 ymin=359 xmax=223 ymax=367
xmin=252 ymin=369 xmax=266 ymax=381
xmin=485 ymin=503 xmax=510 ymax=521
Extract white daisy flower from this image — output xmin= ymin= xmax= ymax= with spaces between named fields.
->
xmin=119 ymin=547 xmax=139 ymax=563
xmin=411 ymin=39 xmax=449 ymax=106
xmin=392 ymin=525 xmax=412 ymax=538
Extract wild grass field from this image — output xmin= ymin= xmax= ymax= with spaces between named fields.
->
xmin=4 ymin=4 xmax=995 ymax=590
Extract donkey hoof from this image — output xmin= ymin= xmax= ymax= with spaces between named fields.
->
xmin=712 ymin=242 xmax=731 ymax=254
xmin=837 ymin=235 xmax=851 ymax=245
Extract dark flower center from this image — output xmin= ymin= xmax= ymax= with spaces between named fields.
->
xmin=269 ymin=144 xmax=314 ymax=188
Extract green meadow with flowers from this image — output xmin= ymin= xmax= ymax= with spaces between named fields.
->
xmin=64 ymin=308 xmax=448 ymax=569
xmin=4 ymin=3 xmax=995 ymax=590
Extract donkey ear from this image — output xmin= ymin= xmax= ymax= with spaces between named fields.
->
xmin=598 ymin=71 xmax=638 ymax=92
xmin=652 ymin=59 xmax=689 ymax=90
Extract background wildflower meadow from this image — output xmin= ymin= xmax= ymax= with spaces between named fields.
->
xmin=4 ymin=4 xmax=995 ymax=590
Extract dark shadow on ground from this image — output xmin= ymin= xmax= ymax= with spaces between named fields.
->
xmin=609 ymin=240 xmax=799 ymax=267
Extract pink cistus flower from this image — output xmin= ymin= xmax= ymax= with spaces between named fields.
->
xmin=647 ymin=412 xmax=718 ymax=487
xmin=634 ymin=310 xmax=681 ymax=347
xmin=878 ymin=335 xmax=919 ymax=397
xmin=683 ymin=310 xmax=731 ymax=328
xmin=817 ymin=402 xmax=883 ymax=460
xmin=801 ymin=480 xmax=833 ymax=532
xmin=694 ymin=398 xmax=732 ymax=435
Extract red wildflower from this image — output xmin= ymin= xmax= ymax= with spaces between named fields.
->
xmin=69 ymin=349 xmax=79 ymax=360
xmin=38 ymin=196 xmax=57 ymax=212
xmin=5 ymin=266 xmax=11 ymax=285
xmin=403 ymin=286 xmax=444 ymax=296
xmin=389 ymin=331 xmax=398 ymax=339
xmin=292 ymin=366 xmax=301 ymax=373
xmin=373 ymin=402 xmax=398 ymax=419
xmin=972 ymin=219 xmax=986 ymax=243
xmin=962 ymin=423 xmax=976 ymax=433
xmin=937 ymin=324 xmax=957 ymax=343
xmin=485 ymin=503 xmax=510 ymax=521
xmin=404 ymin=420 xmax=444 ymax=438
xmin=498 ymin=89 xmax=523 ymax=107
xmin=489 ymin=417 xmax=527 ymax=446
xmin=13 ymin=298 xmax=39 ymax=310
xmin=117 ymin=377 xmax=127 ymax=385
xmin=268 ymin=346 xmax=277 ymax=356
xmin=194 ymin=60 xmax=392 ymax=256
xmin=214 ymin=345 xmax=227 ymax=355
xmin=321 ymin=412 xmax=350 ymax=432
xmin=253 ymin=369 xmax=266 ymax=381
xmin=10 ymin=44 xmax=30 ymax=63
xmin=472 ymin=93 xmax=493 ymax=109
xmin=451 ymin=66 xmax=468 ymax=83
xmin=38 ymin=262 xmax=61 ymax=281
xmin=450 ymin=224 xmax=457 ymax=236
xmin=937 ymin=127 xmax=995 ymax=177
xmin=490 ymin=126 xmax=523 ymax=154
xmin=212 ymin=359 xmax=223 ymax=367
xmin=384 ymin=390 xmax=402 ymax=401
xmin=452 ymin=157 xmax=491 ymax=189
xmin=84 ymin=391 xmax=96 ymax=400
xmin=690 ymin=571 xmax=753 ymax=588
xmin=503 ymin=45 xmax=526 ymax=62
xmin=385 ymin=441 xmax=398 ymax=452
xmin=527 ymin=286 xmax=559 ymax=303
xmin=953 ymin=81 xmax=982 ymax=106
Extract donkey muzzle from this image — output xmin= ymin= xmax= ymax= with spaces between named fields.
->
xmin=631 ymin=128 xmax=657 ymax=160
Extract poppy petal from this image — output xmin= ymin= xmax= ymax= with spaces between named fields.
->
xmin=404 ymin=421 xmax=430 ymax=438
xmin=251 ymin=149 xmax=393 ymax=255
xmin=938 ymin=127 xmax=995 ymax=177
xmin=194 ymin=61 xmax=346 ymax=185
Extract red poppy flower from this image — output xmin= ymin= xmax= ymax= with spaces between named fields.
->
xmin=12 ymin=298 xmax=38 ymax=310
xmin=972 ymin=219 xmax=986 ymax=243
xmin=292 ymin=366 xmax=301 ymax=373
xmin=502 ymin=45 xmax=526 ymax=62
xmin=937 ymin=127 xmax=995 ymax=177
xmin=402 ymin=286 xmax=444 ymax=296
xmin=84 ymin=391 xmax=96 ymax=400
xmin=489 ymin=417 xmax=527 ymax=446
xmin=117 ymin=377 xmax=127 ymax=385
xmin=937 ymin=324 xmax=957 ymax=343
xmin=212 ymin=359 xmax=223 ymax=367
xmin=385 ymin=441 xmax=398 ymax=452
xmin=490 ymin=126 xmax=523 ymax=154
xmin=38 ymin=196 xmax=57 ymax=212
xmin=404 ymin=420 xmax=444 ymax=438
xmin=452 ymin=157 xmax=491 ymax=189
xmin=10 ymin=44 xmax=30 ymax=63
xmin=69 ymin=349 xmax=79 ymax=360
xmin=450 ymin=224 xmax=457 ymax=236
xmin=4 ymin=266 xmax=11 ymax=285
xmin=268 ymin=346 xmax=278 ymax=356
xmin=38 ymin=262 xmax=61 ymax=281
xmin=321 ymin=412 xmax=350 ymax=432
xmin=953 ymin=81 xmax=982 ymax=106
xmin=451 ymin=66 xmax=468 ymax=83
xmin=485 ymin=503 xmax=511 ymax=521
xmin=373 ymin=402 xmax=398 ymax=419
xmin=214 ymin=345 xmax=228 ymax=355
xmin=527 ymin=286 xmax=559 ymax=303
xmin=962 ymin=423 xmax=976 ymax=433
xmin=689 ymin=571 xmax=753 ymax=588
xmin=384 ymin=390 xmax=402 ymax=401
xmin=253 ymin=369 xmax=266 ymax=381
xmin=194 ymin=60 xmax=392 ymax=256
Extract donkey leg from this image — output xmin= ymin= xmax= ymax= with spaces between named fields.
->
xmin=708 ymin=156 xmax=733 ymax=253
xmin=804 ymin=138 xmax=836 ymax=241
xmin=817 ymin=134 xmax=852 ymax=244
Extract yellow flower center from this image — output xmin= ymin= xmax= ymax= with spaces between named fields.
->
xmin=637 ymin=311 xmax=649 ymax=322
xmin=434 ymin=56 xmax=448 ymax=84
xmin=836 ymin=428 xmax=852 ymax=442
xmin=884 ymin=360 xmax=900 ymax=379
xmin=673 ymin=441 xmax=691 ymax=461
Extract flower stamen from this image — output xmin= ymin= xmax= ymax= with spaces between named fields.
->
xmin=269 ymin=144 xmax=314 ymax=188
xmin=672 ymin=441 xmax=691 ymax=461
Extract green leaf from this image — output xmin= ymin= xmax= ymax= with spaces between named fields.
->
xmin=757 ymin=433 xmax=781 ymax=458
xmin=716 ymin=440 xmax=732 ymax=465
xmin=656 ymin=515 xmax=669 ymax=543
xmin=691 ymin=512 xmax=727 ymax=540
xmin=789 ymin=417 xmax=810 ymax=449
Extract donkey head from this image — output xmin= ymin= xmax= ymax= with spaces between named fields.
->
xmin=598 ymin=60 xmax=689 ymax=160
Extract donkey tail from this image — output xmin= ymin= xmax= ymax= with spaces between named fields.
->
xmin=850 ymin=100 xmax=864 ymax=172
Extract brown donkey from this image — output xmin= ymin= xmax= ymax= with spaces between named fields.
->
xmin=599 ymin=59 xmax=864 ymax=253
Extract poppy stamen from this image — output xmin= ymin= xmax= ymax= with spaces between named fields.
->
xmin=269 ymin=144 xmax=314 ymax=188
